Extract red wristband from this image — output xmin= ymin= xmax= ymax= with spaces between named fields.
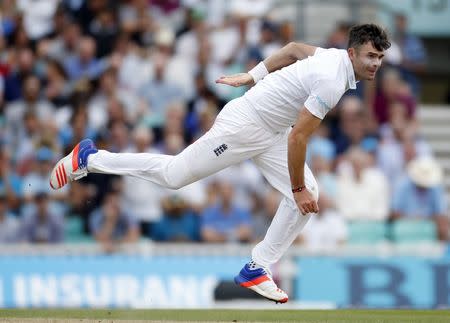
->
xmin=291 ymin=185 xmax=306 ymax=193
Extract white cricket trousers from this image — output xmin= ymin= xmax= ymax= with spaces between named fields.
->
xmin=88 ymin=97 xmax=319 ymax=267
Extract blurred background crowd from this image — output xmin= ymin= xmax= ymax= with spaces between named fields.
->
xmin=0 ymin=0 xmax=448 ymax=252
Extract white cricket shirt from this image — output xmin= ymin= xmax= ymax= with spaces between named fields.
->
xmin=242 ymin=47 xmax=357 ymax=133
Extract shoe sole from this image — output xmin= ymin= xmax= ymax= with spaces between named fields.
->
xmin=234 ymin=274 xmax=289 ymax=304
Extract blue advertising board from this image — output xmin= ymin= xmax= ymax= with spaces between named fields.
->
xmin=1 ymin=254 xmax=450 ymax=308
xmin=0 ymin=255 xmax=247 ymax=308
xmin=296 ymin=257 xmax=450 ymax=308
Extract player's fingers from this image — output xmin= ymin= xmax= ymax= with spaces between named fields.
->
xmin=298 ymin=205 xmax=307 ymax=215
xmin=301 ymin=203 xmax=311 ymax=215
xmin=313 ymin=201 xmax=319 ymax=213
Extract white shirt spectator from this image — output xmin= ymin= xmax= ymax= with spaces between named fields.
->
xmin=121 ymin=174 xmax=165 ymax=223
xmin=336 ymin=167 xmax=390 ymax=221
xmin=300 ymin=209 xmax=348 ymax=251
xmin=17 ymin=0 xmax=59 ymax=39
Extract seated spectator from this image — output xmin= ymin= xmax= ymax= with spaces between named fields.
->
xmin=63 ymin=36 xmax=108 ymax=81
xmin=0 ymin=191 xmax=20 ymax=242
xmin=299 ymin=193 xmax=348 ymax=250
xmin=332 ymin=96 xmax=372 ymax=156
xmin=151 ymin=194 xmax=200 ymax=242
xmin=89 ymin=189 xmax=140 ymax=252
xmin=5 ymin=74 xmax=55 ymax=135
xmin=336 ymin=147 xmax=390 ymax=221
xmin=0 ymin=145 xmax=23 ymax=213
xmin=22 ymin=147 xmax=68 ymax=219
xmin=121 ymin=126 xmax=164 ymax=236
xmin=373 ymin=68 xmax=416 ymax=125
xmin=378 ymin=121 xmax=431 ymax=188
xmin=19 ymin=191 xmax=64 ymax=243
xmin=201 ymin=181 xmax=252 ymax=243
xmin=251 ymin=188 xmax=281 ymax=242
xmin=391 ymin=157 xmax=448 ymax=241
xmin=393 ymin=13 xmax=427 ymax=97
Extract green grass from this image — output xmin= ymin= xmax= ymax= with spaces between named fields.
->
xmin=1 ymin=309 xmax=450 ymax=323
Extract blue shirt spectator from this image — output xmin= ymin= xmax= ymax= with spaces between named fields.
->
xmin=201 ymin=181 xmax=252 ymax=243
xmin=89 ymin=190 xmax=140 ymax=245
xmin=63 ymin=37 xmax=108 ymax=81
xmin=152 ymin=195 xmax=200 ymax=242
xmin=392 ymin=177 xmax=447 ymax=218
xmin=0 ymin=192 xmax=20 ymax=242
xmin=19 ymin=192 xmax=64 ymax=243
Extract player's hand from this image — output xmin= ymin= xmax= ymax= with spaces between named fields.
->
xmin=293 ymin=189 xmax=319 ymax=215
xmin=215 ymin=73 xmax=254 ymax=87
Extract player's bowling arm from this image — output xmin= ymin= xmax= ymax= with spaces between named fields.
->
xmin=264 ymin=42 xmax=318 ymax=72
xmin=288 ymin=107 xmax=321 ymax=215
xmin=216 ymin=42 xmax=317 ymax=87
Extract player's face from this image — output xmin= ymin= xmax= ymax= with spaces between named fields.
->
xmin=349 ymin=42 xmax=385 ymax=81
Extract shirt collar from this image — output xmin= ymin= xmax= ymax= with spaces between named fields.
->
xmin=343 ymin=52 xmax=357 ymax=90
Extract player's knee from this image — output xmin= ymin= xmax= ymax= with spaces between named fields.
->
xmin=164 ymin=175 xmax=189 ymax=190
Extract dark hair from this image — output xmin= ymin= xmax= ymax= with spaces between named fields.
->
xmin=348 ymin=24 xmax=391 ymax=51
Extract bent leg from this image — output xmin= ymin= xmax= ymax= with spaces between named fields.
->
xmin=251 ymin=131 xmax=319 ymax=267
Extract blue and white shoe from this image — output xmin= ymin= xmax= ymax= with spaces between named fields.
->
xmin=234 ymin=262 xmax=289 ymax=303
xmin=49 ymin=139 xmax=97 ymax=190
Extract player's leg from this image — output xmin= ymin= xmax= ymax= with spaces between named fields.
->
xmin=50 ymin=99 xmax=278 ymax=190
xmin=234 ymin=130 xmax=318 ymax=303
xmin=251 ymin=146 xmax=319 ymax=267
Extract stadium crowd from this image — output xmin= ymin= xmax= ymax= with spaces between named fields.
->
xmin=0 ymin=0 xmax=448 ymax=251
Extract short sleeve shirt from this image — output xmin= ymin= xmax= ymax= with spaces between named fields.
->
xmin=243 ymin=47 xmax=357 ymax=132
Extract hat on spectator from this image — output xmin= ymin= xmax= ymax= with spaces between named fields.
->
xmin=36 ymin=147 xmax=54 ymax=162
xmin=407 ymin=157 xmax=443 ymax=188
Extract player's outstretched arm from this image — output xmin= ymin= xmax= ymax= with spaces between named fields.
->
xmin=216 ymin=42 xmax=317 ymax=87
xmin=288 ymin=107 xmax=321 ymax=215
xmin=264 ymin=42 xmax=318 ymax=73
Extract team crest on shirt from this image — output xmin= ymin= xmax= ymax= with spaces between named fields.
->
xmin=213 ymin=144 xmax=228 ymax=156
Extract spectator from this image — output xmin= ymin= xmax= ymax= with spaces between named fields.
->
xmin=5 ymin=74 xmax=55 ymax=140
xmin=63 ymin=36 xmax=108 ymax=81
xmin=22 ymin=146 xmax=66 ymax=201
xmin=299 ymin=193 xmax=348 ymax=250
xmin=17 ymin=0 xmax=59 ymax=40
xmin=89 ymin=189 xmax=140 ymax=252
xmin=3 ymin=48 xmax=36 ymax=102
xmin=59 ymin=105 xmax=97 ymax=152
xmin=378 ymin=120 xmax=431 ymax=188
xmin=336 ymin=147 xmax=390 ymax=221
xmin=19 ymin=191 xmax=64 ymax=243
xmin=373 ymin=68 xmax=416 ymax=125
xmin=391 ymin=157 xmax=448 ymax=240
xmin=325 ymin=21 xmax=351 ymax=49
xmin=333 ymin=96 xmax=370 ymax=155
xmin=121 ymin=126 xmax=164 ymax=236
xmin=251 ymin=188 xmax=281 ymax=242
xmin=0 ymin=190 xmax=20 ymax=243
xmin=201 ymin=181 xmax=252 ymax=243
xmin=0 ymin=145 xmax=23 ymax=213
xmin=43 ymin=59 xmax=72 ymax=108
xmin=88 ymin=9 xmax=119 ymax=58
xmin=88 ymin=68 xmax=144 ymax=131
xmin=151 ymin=194 xmax=200 ymax=242
xmin=393 ymin=13 xmax=427 ymax=97
xmin=139 ymin=53 xmax=183 ymax=129
xmin=45 ymin=21 xmax=82 ymax=63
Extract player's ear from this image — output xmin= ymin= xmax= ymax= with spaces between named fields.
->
xmin=347 ymin=47 xmax=358 ymax=62
xmin=347 ymin=47 xmax=355 ymax=59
